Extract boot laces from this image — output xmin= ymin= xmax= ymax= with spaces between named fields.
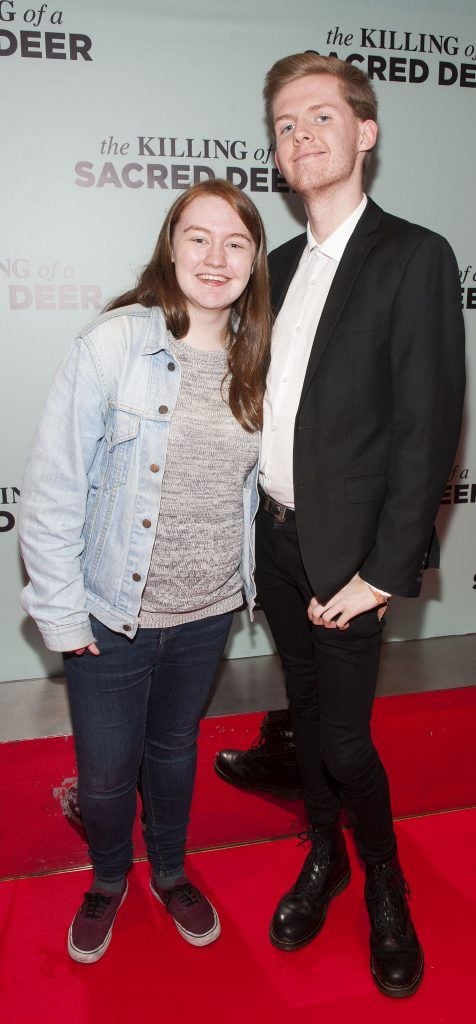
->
xmin=82 ymin=891 xmax=113 ymax=919
xmin=367 ymin=865 xmax=410 ymax=934
xmin=293 ymin=831 xmax=329 ymax=894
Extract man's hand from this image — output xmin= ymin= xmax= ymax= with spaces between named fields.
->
xmin=307 ymin=574 xmax=388 ymax=630
xmin=72 ymin=642 xmax=100 ymax=656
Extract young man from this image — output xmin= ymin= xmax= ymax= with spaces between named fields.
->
xmin=216 ymin=53 xmax=465 ymax=998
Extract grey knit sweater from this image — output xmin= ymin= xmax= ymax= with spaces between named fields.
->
xmin=139 ymin=336 xmax=259 ymax=627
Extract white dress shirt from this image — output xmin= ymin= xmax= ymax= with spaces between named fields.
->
xmin=260 ymin=195 xmax=367 ymax=507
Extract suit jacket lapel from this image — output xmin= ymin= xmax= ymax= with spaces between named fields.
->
xmin=298 ymin=199 xmax=384 ymax=410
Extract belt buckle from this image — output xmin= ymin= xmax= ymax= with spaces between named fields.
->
xmin=268 ymin=496 xmax=287 ymax=522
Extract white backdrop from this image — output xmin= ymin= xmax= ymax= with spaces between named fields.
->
xmin=1 ymin=0 xmax=475 ymax=682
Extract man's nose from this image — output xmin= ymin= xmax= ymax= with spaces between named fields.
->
xmin=294 ymin=121 xmax=314 ymax=144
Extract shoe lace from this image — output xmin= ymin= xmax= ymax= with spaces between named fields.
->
xmin=161 ymin=881 xmax=202 ymax=910
xmin=293 ymin=831 xmax=329 ymax=895
xmin=82 ymin=891 xmax=113 ymax=919
xmin=366 ymin=865 xmax=411 ymax=934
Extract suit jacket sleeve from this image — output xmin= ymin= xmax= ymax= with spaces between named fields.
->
xmin=359 ymin=232 xmax=465 ymax=596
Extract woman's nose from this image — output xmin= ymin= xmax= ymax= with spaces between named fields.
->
xmin=205 ymin=242 xmax=226 ymax=265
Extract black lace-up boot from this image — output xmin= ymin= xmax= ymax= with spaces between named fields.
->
xmin=365 ymin=856 xmax=424 ymax=997
xmin=270 ymin=824 xmax=350 ymax=950
xmin=214 ymin=708 xmax=302 ymax=799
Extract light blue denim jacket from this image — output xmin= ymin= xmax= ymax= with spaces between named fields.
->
xmin=20 ymin=304 xmax=259 ymax=652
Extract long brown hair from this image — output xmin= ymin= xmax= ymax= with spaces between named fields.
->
xmin=106 ymin=180 xmax=271 ymax=432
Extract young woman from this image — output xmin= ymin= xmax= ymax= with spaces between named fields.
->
xmin=20 ymin=179 xmax=271 ymax=963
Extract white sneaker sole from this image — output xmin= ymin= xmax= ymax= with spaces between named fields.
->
xmin=150 ymin=881 xmax=221 ymax=947
xmin=67 ymin=882 xmax=128 ymax=964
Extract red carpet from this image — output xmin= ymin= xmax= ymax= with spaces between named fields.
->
xmin=1 ymin=687 xmax=475 ymax=879
xmin=0 ymin=809 xmax=474 ymax=1024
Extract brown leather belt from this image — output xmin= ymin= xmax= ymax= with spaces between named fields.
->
xmin=259 ymin=487 xmax=295 ymax=523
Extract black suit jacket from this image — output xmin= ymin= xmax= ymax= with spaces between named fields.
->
xmin=268 ymin=198 xmax=465 ymax=602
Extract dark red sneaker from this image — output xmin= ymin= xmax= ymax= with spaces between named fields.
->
xmin=68 ymin=882 xmax=128 ymax=963
xmin=151 ymin=877 xmax=220 ymax=946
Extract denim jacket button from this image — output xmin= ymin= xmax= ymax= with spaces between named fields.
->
xmin=123 ymin=624 xmax=132 ymax=632
xmin=150 ymin=464 xmax=160 ymax=473
xmin=142 ymin=518 xmax=152 ymax=528
xmin=158 ymin=405 xmax=168 ymax=414
xmin=167 ymin=362 xmax=175 ymax=372
xmin=132 ymin=572 xmax=141 ymax=581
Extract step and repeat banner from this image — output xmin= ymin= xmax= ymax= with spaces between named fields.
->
xmin=1 ymin=0 xmax=475 ymax=681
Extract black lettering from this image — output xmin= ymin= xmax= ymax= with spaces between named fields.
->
xmin=0 ymin=511 xmax=15 ymax=532
xmin=461 ymin=63 xmax=476 ymax=87
xmin=69 ymin=33 xmax=92 ymax=61
xmin=454 ymin=484 xmax=469 ymax=503
xmin=439 ymin=61 xmax=458 ymax=85
xmin=250 ymin=167 xmax=268 ymax=192
xmin=193 ymin=165 xmax=215 ymax=183
xmin=367 ymin=55 xmax=387 ymax=80
xmin=226 ymin=167 xmax=247 ymax=189
xmin=21 ymin=30 xmax=41 ymax=57
xmin=45 ymin=33 xmax=66 ymax=59
xmin=388 ymin=57 xmax=407 ymax=81
xmin=409 ymin=59 xmax=429 ymax=83
xmin=0 ymin=28 xmax=16 ymax=54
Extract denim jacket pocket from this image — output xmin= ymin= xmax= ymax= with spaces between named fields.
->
xmin=104 ymin=407 xmax=141 ymax=489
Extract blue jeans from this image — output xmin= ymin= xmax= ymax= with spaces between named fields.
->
xmin=64 ymin=612 xmax=233 ymax=883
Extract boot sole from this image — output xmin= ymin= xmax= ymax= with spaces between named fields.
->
xmin=370 ymin=951 xmax=424 ymax=998
xmin=214 ymin=762 xmax=302 ymax=801
xmin=269 ymin=868 xmax=351 ymax=951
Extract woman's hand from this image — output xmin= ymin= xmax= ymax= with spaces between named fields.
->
xmin=72 ymin=642 xmax=101 ymax=656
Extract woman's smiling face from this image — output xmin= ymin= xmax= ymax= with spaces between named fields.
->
xmin=171 ymin=194 xmax=256 ymax=318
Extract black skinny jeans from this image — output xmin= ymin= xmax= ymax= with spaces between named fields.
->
xmin=255 ymin=503 xmax=397 ymax=865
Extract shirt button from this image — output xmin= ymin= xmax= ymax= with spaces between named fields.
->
xmin=150 ymin=464 xmax=160 ymax=473
xmin=142 ymin=518 xmax=152 ymax=528
xmin=132 ymin=572 xmax=141 ymax=582
xmin=271 ymin=425 xmax=277 ymax=432
xmin=123 ymin=624 xmax=132 ymax=632
xmin=282 ymin=377 xmax=288 ymax=383
xmin=295 ymin=326 xmax=301 ymax=333
xmin=158 ymin=405 xmax=168 ymax=414
xmin=310 ymin=279 xmax=316 ymax=285
xmin=167 ymin=362 xmax=175 ymax=372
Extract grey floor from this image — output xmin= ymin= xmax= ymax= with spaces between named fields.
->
xmin=1 ymin=633 xmax=475 ymax=743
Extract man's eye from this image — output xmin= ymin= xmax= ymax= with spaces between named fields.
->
xmin=280 ymin=123 xmax=294 ymax=135
xmin=315 ymin=115 xmax=330 ymax=124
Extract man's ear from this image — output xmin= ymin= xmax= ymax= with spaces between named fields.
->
xmin=359 ymin=119 xmax=378 ymax=153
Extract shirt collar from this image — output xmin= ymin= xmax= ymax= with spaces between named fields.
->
xmin=306 ymin=194 xmax=368 ymax=261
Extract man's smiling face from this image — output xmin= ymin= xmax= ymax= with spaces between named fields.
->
xmin=273 ymin=73 xmax=376 ymax=201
